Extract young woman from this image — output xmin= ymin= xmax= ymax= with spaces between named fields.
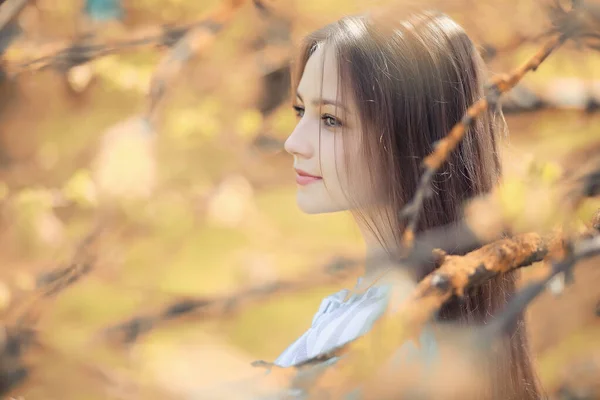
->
xmin=275 ymin=9 xmax=540 ymax=400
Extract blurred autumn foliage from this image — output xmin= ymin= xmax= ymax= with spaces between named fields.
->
xmin=0 ymin=0 xmax=599 ymax=399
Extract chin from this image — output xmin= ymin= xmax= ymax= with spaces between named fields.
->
xmin=296 ymin=193 xmax=346 ymax=214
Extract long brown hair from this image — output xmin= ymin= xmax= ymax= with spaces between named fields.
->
xmin=292 ymin=10 xmax=540 ymax=400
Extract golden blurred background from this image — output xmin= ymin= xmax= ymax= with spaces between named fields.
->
xmin=0 ymin=0 xmax=599 ymax=398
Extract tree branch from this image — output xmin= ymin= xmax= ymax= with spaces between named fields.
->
xmin=3 ymin=0 xmax=250 ymax=77
xmin=289 ymin=232 xmax=555 ymax=369
xmin=103 ymin=256 xmax=361 ymax=344
xmin=482 ymin=233 xmax=600 ymax=339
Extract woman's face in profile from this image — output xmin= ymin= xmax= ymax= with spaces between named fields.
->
xmin=284 ymin=44 xmax=362 ymax=214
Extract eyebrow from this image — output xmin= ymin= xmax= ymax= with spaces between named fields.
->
xmin=296 ymin=93 xmax=348 ymax=112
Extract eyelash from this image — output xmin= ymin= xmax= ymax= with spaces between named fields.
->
xmin=292 ymin=105 xmax=305 ymax=118
xmin=292 ymin=105 xmax=343 ymax=128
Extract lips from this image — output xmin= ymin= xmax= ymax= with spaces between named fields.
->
xmin=295 ymin=169 xmax=322 ymax=186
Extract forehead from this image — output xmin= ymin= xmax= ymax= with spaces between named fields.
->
xmin=297 ymin=44 xmax=340 ymax=100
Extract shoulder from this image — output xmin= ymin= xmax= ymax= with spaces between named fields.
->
xmin=312 ymin=283 xmax=391 ymax=326
xmin=311 ymin=288 xmax=350 ymax=325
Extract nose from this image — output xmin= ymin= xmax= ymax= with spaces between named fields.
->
xmin=284 ymin=119 xmax=314 ymax=160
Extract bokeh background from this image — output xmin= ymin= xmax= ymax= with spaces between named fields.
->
xmin=0 ymin=0 xmax=599 ymax=398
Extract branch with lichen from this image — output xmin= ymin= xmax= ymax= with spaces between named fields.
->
xmin=260 ymin=232 xmax=555 ymax=366
xmin=255 ymin=223 xmax=599 ymax=399
xmin=482 ymin=232 xmax=600 ymax=339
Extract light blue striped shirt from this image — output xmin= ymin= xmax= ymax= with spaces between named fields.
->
xmin=274 ymin=277 xmax=437 ymax=368
xmin=190 ymin=278 xmax=437 ymax=399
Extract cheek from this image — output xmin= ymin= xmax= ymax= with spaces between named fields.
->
xmin=334 ymin=131 xmax=372 ymax=202
xmin=333 ymin=140 xmax=346 ymax=178
xmin=320 ymin=135 xmax=347 ymax=187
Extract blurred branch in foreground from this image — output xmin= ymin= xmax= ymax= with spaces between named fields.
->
xmin=280 ymin=232 xmax=558 ymax=368
xmin=103 ymin=256 xmax=361 ymax=344
xmin=2 ymin=0 xmax=250 ymax=77
xmin=252 ymin=221 xmax=600 ymax=399
xmin=4 ymin=22 xmax=189 ymax=75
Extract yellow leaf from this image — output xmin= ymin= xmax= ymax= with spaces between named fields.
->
xmin=62 ymin=169 xmax=98 ymax=208
xmin=236 ymin=109 xmax=263 ymax=140
xmin=539 ymin=161 xmax=563 ymax=185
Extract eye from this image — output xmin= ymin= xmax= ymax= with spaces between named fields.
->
xmin=322 ymin=114 xmax=342 ymax=128
xmin=293 ymin=105 xmax=305 ymax=118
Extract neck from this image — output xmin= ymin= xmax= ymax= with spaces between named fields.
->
xmin=355 ymin=216 xmax=394 ymax=279
xmin=354 ymin=209 xmax=417 ymax=291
